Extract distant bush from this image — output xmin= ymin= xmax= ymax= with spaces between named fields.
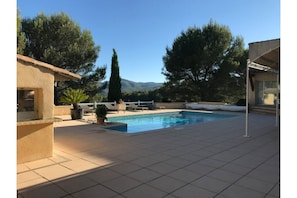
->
xmin=236 ymin=99 xmax=246 ymax=106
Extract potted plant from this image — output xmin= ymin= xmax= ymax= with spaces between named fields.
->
xmin=95 ymin=104 xmax=108 ymax=124
xmin=59 ymin=88 xmax=89 ymax=120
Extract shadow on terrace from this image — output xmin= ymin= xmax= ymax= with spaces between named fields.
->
xmin=18 ymin=112 xmax=280 ymax=198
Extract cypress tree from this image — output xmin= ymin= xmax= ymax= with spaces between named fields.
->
xmin=107 ymin=49 xmax=122 ymax=102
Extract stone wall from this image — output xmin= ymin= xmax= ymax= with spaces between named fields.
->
xmin=54 ymin=105 xmax=72 ymax=116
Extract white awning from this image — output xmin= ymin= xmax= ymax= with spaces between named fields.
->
xmin=247 ymin=59 xmax=279 ymax=74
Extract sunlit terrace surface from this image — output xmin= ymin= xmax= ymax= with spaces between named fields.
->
xmin=17 ymin=109 xmax=279 ymax=198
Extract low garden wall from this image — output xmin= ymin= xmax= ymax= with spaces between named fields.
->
xmin=155 ymin=102 xmax=226 ymax=109
xmin=54 ymin=105 xmax=72 ymax=116
xmin=155 ymin=102 xmax=185 ymax=109
xmin=54 ymin=101 xmax=231 ymax=116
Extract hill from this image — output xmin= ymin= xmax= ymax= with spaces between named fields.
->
xmin=121 ymin=79 xmax=163 ymax=92
xmin=100 ymin=79 xmax=163 ymax=95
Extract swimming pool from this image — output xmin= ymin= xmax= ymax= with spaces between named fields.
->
xmin=107 ymin=111 xmax=236 ymax=133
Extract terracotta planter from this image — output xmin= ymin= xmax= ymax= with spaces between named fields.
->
xmin=96 ymin=117 xmax=105 ymax=125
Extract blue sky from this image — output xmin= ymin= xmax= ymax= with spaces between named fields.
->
xmin=16 ymin=0 xmax=280 ymax=83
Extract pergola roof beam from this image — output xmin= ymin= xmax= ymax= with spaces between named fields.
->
xmin=247 ymin=59 xmax=279 ymax=74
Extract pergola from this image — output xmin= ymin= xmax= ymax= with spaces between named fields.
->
xmin=245 ymin=38 xmax=280 ymax=137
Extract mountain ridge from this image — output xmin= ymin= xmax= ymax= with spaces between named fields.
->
xmin=100 ymin=79 xmax=163 ymax=95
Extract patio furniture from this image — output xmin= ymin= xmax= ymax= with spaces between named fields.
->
xmin=104 ymin=102 xmax=126 ymax=113
xmin=104 ymin=103 xmax=117 ymax=111
xmin=79 ymin=105 xmax=95 ymax=115
xmin=130 ymin=104 xmax=149 ymax=111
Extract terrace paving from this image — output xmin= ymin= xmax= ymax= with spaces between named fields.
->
xmin=17 ymin=109 xmax=280 ymax=198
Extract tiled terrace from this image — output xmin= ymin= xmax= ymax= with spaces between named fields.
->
xmin=17 ymin=110 xmax=280 ymax=198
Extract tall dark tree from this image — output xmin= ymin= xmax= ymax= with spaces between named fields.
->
xmin=17 ymin=9 xmax=26 ymax=54
xmin=20 ymin=12 xmax=106 ymax=104
xmin=162 ymin=20 xmax=246 ymax=103
xmin=107 ymin=49 xmax=122 ymax=102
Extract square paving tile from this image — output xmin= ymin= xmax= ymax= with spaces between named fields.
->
xmin=84 ymin=168 xmax=122 ymax=183
xmin=131 ymin=155 xmax=166 ymax=167
xmin=257 ymin=162 xmax=280 ymax=175
xmin=191 ymin=176 xmax=230 ymax=193
xmin=17 ymin=171 xmax=42 ymax=184
xmin=207 ymin=169 xmax=242 ymax=183
xmin=163 ymin=157 xmax=193 ymax=168
xmin=220 ymin=162 xmax=252 ymax=176
xmin=161 ymin=147 xmax=189 ymax=157
xmin=246 ymin=168 xmax=279 ymax=184
xmin=82 ymin=155 xmax=116 ymax=167
xmin=17 ymin=164 xmax=30 ymax=173
xmin=18 ymin=177 xmax=49 ymax=190
xmin=34 ymin=164 xmax=75 ymax=181
xmin=236 ymin=176 xmax=276 ymax=194
xmin=183 ymin=163 xmax=216 ymax=175
xmin=147 ymin=175 xmax=186 ymax=193
xmin=210 ymin=150 xmax=244 ymax=162
xmin=178 ymin=153 xmax=206 ymax=162
xmin=113 ymin=152 xmax=142 ymax=162
xmin=24 ymin=158 xmax=55 ymax=170
xmin=232 ymin=154 xmax=267 ymax=169
xmin=60 ymin=159 xmax=99 ymax=172
xmin=102 ymin=175 xmax=141 ymax=193
xmin=196 ymin=158 xmax=226 ymax=168
xmin=123 ymin=184 xmax=167 ymax=198
xmin=267 ymin=183 xmax=280 ymax=197
xmin=218 ymin=184 xmax=266 ymax=198
xmin=167 ymin=168 xmax=203 ymax=183
xmin=147 ymin=162 xmax=178 ymax=175
xmin=54 ymin=174 xmax=97 ymax=194
xmin=162 ymin=195 xmax=178 ymax=198
xmin=107 ymin=162 xmax=142 ymax=175
xmin=49 ymin=153 xmax=70 ymax=163
xmin=111 ymin=195 xmax=127 ymax=198
xmin=126 ymin=168 xmax=162 ymax=183
xmin=19 ymin=183 xmax=68 ymax=198
xmin=171 ymin=184 xmax=216 ymax=198
xmin=71 ymin=184 xmax=118 ymax=198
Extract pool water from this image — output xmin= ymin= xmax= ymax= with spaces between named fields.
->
xmin=107 ymin=111 xmax=236 ymax=133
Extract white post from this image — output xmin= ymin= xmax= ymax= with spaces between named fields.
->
xmin=276 ymin=73 xmax=279 ymax=127
xmin=244 ymin=62 xmax=250 ymax=137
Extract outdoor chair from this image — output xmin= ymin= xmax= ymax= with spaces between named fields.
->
xmin=130 ymin=104 xmax=149 ymax=111
xmin=79 ymin=105 xmax=95 ymax=115
xmin=104 ymin=103 xmax=117 ymax=111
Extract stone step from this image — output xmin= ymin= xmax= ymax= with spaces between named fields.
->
xmin=251 ymin=106 xmax=278 ymax=114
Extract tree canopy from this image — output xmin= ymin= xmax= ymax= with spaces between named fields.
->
xmin=17 ymin=9 xmax=26 ymax=54
xmin=19 ymin=12 xmax=107 ymax=104
xmin=162 ymin=20 xmax=247 ymax=103
xmin=107 ymin=49 xmax=122 ymax=102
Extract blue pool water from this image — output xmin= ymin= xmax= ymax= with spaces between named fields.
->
xmin=107 ymin=111 xmax=236 ymax=133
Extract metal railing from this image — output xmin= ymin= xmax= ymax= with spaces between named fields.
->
xmin=78 ymin=100 xmax=154 ymax=110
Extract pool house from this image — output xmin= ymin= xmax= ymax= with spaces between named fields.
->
xmin=17 ymin=54 xmax=81 ymax=163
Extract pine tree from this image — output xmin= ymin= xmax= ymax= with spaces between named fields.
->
xmin=20 ymin=13 xmax=106 ymax=103
xmin=107 ymin=49 xmax=122 ymax=102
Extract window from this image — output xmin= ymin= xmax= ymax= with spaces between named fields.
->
xmin=17 ymin=89 xmax=40 ymax=121
xmin=255 ymin=81 xmax=278 ymax=106
xmin=17 ymin=89 xmax=35 ymax=112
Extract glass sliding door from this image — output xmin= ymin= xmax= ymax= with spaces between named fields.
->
xmin=255 ymin=81 xmax=278 ymax=106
